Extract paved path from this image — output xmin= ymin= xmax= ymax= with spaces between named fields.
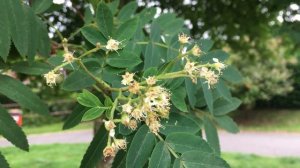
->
xmin=1 ymin=130 xmax=300 ymax=157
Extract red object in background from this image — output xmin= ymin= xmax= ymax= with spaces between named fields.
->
xmin=9 ymin=109 xmax=23 ymax=126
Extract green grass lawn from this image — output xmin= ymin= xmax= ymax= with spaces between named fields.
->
xmin=235 ymin=109 xmax=300 ymax=132
xmin=1 ymin=143 xmax=300 ymax=168
xmin=1 ymin=144 xmax=88 ymax=168
xmin=16 ymin=109 xmax=300 ymax=135
xmin=22 ymin=122 xmax=93 ymax=135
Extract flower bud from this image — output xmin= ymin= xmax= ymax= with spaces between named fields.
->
xmin=121 ymin=113 xmax=130 ymax=125
xmin=192 ymin=45 xmax=201 ymax=56
xmin=113 ymin=139 xmax=127 ymax=150
xmin=44 ymin=71 xmax=60 ymax=87
xmin=96 ymin=42 xmax=101 ymax=49
xmin=146 ymin=76 xmax=157 ymax=85
xmin=178 ymin=33 xmax=190 ymax=44
xmin=106 ymin=38 xmax=121 ymax=51
xmin=121 ymin=72 xmax=134 ymax=86
xmin=104 ymin=120 xmax=116 ymax=131
xmin=63 ymin=52 xmax=75 ymax=63
xmin=128 ymin=120 xmax=138 ymax=130
xmin=103 ymin=146 xmax=116 ymax=158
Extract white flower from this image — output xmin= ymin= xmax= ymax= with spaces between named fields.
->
xmin=106 ymin=38 xmax=121 ymax=51
xmin=122 ymin=103 xmax=133 ymax=113
xmin=104 ymin=120 xmax=116 ymax=130
xmin=127 ymin=119 xmax=137 ymax=130
xmin=121 ymin=72 xmax=134 ymax=86
xmin=178 ymin=33 xmax=190 ymax=44
xmin=63 ymin=51 xmax=75 ymax=63
xmin=143 ymin=86 xmax=171 ymax=117
xmin=44 ymin=71 xmax=59 ymax=87
xmin=128 ymin=81 xmax=140 ymax=94
xmin=184 ymin=61 xmax=197 ymax=76
xmin=113 ymin=139 xmax=127 ymax=150
xmin=213 ymin=58 xmax=226 ymax=73
xmin=130 ymin=108 xmax=146 ymax=120
xmin=145 ymin=113 xmax=162 ymax=135
xmin=192 ymin=45 xmax=201 ymax=56
xmin=200 ymin=67 xmax=219 ymax=88
xmin=146 ymin=76 xmax=157 ymax=85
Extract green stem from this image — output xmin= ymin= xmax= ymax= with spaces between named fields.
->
xmin=136 ymin=41 xmax=179 ymax=52
xmin=157 ymin=71 xmax=188 ymax=80
xmin=93 ymin=85 xmax=110 ymax=98
xmin=53 ymin=47 xmax=100 ymax=71
xmin=77 ymin=60 xmax=112 ymax=94
xmin=109 ymin=91 xmax=122 ymax=120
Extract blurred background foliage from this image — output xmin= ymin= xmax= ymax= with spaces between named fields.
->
xmin=2 ymin=0 xmax=300 ymax=122
xmin=42 ymin=0 xmax=300 ymax=109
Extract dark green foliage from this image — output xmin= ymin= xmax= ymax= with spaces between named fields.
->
xmin=0 ymin=105 xmax=29 ymax=151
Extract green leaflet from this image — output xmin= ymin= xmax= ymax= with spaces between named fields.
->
xmin=106 ymin=51 xmax=142 ymax=68
xmin=197 ymin=39 xmax=214 ymax=52
xmin=36 ymin=17 xmax=51 ymax=57
xmin=222 ymin=66 xmax=243 ymax=84
xmin=137 ymin=8 xmax=156 ymax=27
xmin=96 ymin=2 xmax=113 ymax=38
xmin=213 ymin=97 xmax=241 ymax=116
xmin=107 ymin=0 xmax=120 ymax=15
xmin=24 ymin=6 xmax=39 ymax=62
xmin=111 ymin=150 xmax=126 ymax=168
xmin=199 ymin=50 xmax=229 ymax=63
xmin=160 ymin=113 xmax=200 ymax=135
xmin=117 ymin=1 xmax=138 ymax=22
xmin=199 ymin=79 xmax=214 ymax=113
xmin=0 ymin=0 xmax=10 ymax=61
xmin=12 ymin=61 xmax=52 ymax=75
xmin=82 ymin=107 xmax=106 ymax=121
xmin=215 ymin=115 xmax=239 ymax=133
xmin=77 ymin=89 xmax=103 ymax=107
xmin=181 ymin=151 xmax=230 ymax=168
xmin=173 ymin=159 xmax=181 ymax=168
xmin=126 ymin=125 xmax=156 ymax=168
xmin=203 ymin=117 xmax=220 ymax=155
xmin=171 ymin=86 xmax=188 ymax=112
xmin=118 ymin=123 xmax=134 ymax=136
xmin=165 ymin=133 xmax=213 ymax=154
xmin=149 ymin=142 xmax=171 ymax=168
xmin=62 ymin=70 xmax=96 ymax=91
xmin=63 ymin=105 xmax=87 ymax=130
xmin=0 ymin=152 xmax=9 ymax=168
xmin=143 ymin=21 xmax=162 ymax=70
xmin=6 ymin=0 xmax=28 ymax=56
xmin=81 ymin=25 xmax=107 ymax=45
xmin=0 ymin=105 xmax=28 ymax=151
xmin=115 ymin=17 xmax=139 ymax=43
xmin=215 ymin=79 xmax=232 ymax=101
xmin=6 ymin=1 xmax=50 ymax=60
xmin=185 ymin=78 xmax=197 ymax=108
xmin=80 ymin=126 xmax=108 ymax=168
xmin=0 ymin=75 xmax=48 ymax=115
xmin=31 ymin=0 xmax=53 ymax=14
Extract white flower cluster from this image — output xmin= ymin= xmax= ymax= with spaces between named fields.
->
xmin=121 ymin=72 xmax=171 ymax=135
xmin=184 ymin=58 xmax=226 ymax=88
xmin=102 ymin=120 xmax=127 ymax=158
xmin=43 ymin=71 xmax=60 ymax=87
xmin=106 ymin=38 xmax=121 ymax=51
